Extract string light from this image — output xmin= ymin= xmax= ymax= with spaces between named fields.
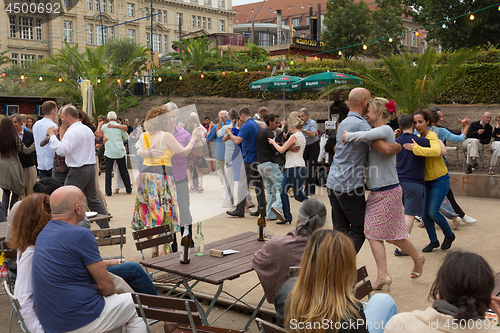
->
xmin=1 ymin=72 xmax=5 ymax=77
xmin=116 ymin=78 xmax=121 ymax=83
xmin=290 ymin=60 xmax=294 ymax=65
xmin=222 ymin=71 xmax=226 ymax=76
xmin=314 ymin=56 xmax=318 ymax=61
xmin=97 ymin=78 xmax=101 ymax=83
xmin=442 ymin=23 xmax=446 ymax=28
xmin=363 ymin=44 xmax=367 ymax=50
xmin=21 ymin=74 xmax=25 ymax=80
xmin=179 ymin=75 xmax=182 ymax=80
xmin=77 ymin=77 xmax=82 ymax=83
xmin=470 ymin=14 xmax=475 ymax=20
xmin=338 ymin=51 xmax=342 ymax=56
xmin=267 ymin=63 xmax=271 ymax=69
xmin=58 ymin=76 xmax=62 ymax=82
xmin=158 ymin=77 xmax=162 ymax=82
xmin=200 ymin=73 xmax=204 ymax=78
xmin=39 ymin=76 xmax=43 ymax=81
xmin=389 ymin=37 xmax=393 ymax=42
xmin=244 ymin=67 xmax=248 ymax=73
xmin=415 ymin=31 xmax=420 ymax=36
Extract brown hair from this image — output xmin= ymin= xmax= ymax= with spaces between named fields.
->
xmin=144 ymin=105 xmax=169 ymax=132
xmin=427 ymin=109 xmax=440 ymax=127
xmin=430 ymin=251 xmax=494 ymax=321
xmin=8 ymin=193 xmax=51 ymax=252
xmin=0 ymin=118 xmax=20 ymax=158
xmin=41 ymin=100 xmax=57 ymax=116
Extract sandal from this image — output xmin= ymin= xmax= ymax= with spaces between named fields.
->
xmin=411 ymin=255 xmax=425 ymax=279
xmin=198 ymin=185 xmax=204 ymax=193
xmin=394 ymin=248 xmax=409 ymax=256
xmin=489 ymin=167 xmax=495 ymax=175
xmin=189 ymin=185 xmax=195 ymax=191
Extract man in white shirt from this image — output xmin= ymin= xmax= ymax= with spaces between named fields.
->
xmin=48 ymin=104 xmax=109 ymax=229
xmin=33 ymin=101 xmax=58 ymax=179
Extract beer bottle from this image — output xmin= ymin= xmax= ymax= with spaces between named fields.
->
xmin=180 ymin=227 xmax=190 ymax=264
xmin=195 ymin=222 xmax=204 ymax=256
xmin=257 ymin=207 xmax=266 ymax=241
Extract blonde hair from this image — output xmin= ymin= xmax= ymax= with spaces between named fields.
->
xmin=144 ymin=106 xmax=169 ymax=132
xmin=288 ymin=111 xmax=304 ymax=130
xmin=367 ymin=97 xmax=396 ymax=123
xmin=285 ymin=229 xmax=362 ymax=333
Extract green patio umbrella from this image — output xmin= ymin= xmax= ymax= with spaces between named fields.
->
xmin=290 ymin=71 xmax=362 ymax=92
xmin=249 ymin=75 xmax=302 ymax=118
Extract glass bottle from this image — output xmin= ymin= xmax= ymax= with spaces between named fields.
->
xmin=180 ymin=227 xmax=190 ymax=264
xmin=195 ymin=222 xmax=204 ymax=256
xmin=257 ymin=207 xmax=266 ymax=241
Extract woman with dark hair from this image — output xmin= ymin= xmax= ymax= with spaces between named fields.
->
xmin=386 ymin=251 xmax=500 ymax=332
xmin=282 ymin=229 xmax=397 ymax=333
xmin=404 ymin=110 xmax=455 ymax=252
xmin=9 ymin=193 xmax=51 ymax=333
xmin=26 ymin=115 xmax=35 ymax=132
xmin=0 ymin=118 xmax=26 ymax=211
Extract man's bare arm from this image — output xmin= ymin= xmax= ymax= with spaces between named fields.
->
xmin=87 ymin=260 xmax=116 ymax=296
xmin=371 ymin=140 xmax=401 ymax=156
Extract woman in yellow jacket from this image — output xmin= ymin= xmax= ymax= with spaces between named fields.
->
xmin=403 ymin=110 xmax=455 ymax=253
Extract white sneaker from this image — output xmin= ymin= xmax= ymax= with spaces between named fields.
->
xmin=462 ymin=215 xmax=477 ymax=223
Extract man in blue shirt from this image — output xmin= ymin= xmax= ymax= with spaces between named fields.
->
xmin=299 ymin=108 xmax=320 ymax=196
xmin=225 ymin=107 xmax=266 ymax=217
xmin=206 ymin=110 xmax=231 ymax=186
xmin=33 ymin=186 xmax=145 ymax=333
xmin=326 ymin=88 xmax=400 ymax=253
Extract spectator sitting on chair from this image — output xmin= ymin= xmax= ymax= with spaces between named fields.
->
xmin=489 ymin=113 xmax=500 ymax=175
xmin=464 ymin=112 xmax=492 ymax=174
xmin=32 ymin=185 xmax=147 ymax=333
xmin=252 ymin=199 xmax=326 ymax=306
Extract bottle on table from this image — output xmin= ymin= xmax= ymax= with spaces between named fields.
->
xmin=195 ymin=222 xmax=204 ymax=256
xmin=180 ymin=227 xmax=190 ymax=264
xmin=257 ymin=207 xmax=266 ymax=241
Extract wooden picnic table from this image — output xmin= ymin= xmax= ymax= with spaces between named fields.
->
xmin=88 ymin=214 xmax=112 ymax=224
xmin=140 ymin=231 xmax=266 ymax=330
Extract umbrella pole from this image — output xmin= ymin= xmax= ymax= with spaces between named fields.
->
xmin=283 ymin=89 xmax=286 ymax=119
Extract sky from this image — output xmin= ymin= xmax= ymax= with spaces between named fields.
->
xmin=232 ymin=0 xmax=262 ymax=7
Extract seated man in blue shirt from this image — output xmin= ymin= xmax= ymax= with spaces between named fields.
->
xmin=33 ymin=186 xmax=146 ymax=333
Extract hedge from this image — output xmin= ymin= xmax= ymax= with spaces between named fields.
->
xmin=153 ymin=63 xmax=500 ymax=104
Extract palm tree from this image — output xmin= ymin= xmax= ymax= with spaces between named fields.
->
xmin=335 ymin=47 xmax=477 ymax=113
xmin=171 ymin=36 xmax=218 ymax=72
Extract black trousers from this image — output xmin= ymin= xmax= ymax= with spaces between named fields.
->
xmin=304 ymin=141 xmax=320 ymax=195
xmin=236 ymin=162 xmax=266 ymax=214
xmin=328 ymin=187 xmax=366 ymax=253
xmin=446 ymin=188 xmax=465 ymax=218
xmin=104 ymin=156 xmax=132 ymax=196
xmin=171 ymin=175 xmax=194 ymax=252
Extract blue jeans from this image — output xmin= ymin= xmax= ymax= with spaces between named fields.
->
xmin=280 ymin=167 xmax=308 ymax=221
xmin=423 ymin=178 xmax=453 ymax=242
xmin=257 ymin=162 xmax=283 ymax=219
xmin=364 ymin=293 xmax=398 ymax=333
xmin=38 ymin=169 xmax=52 ymax=179
xmin=107 ymin=262 xmax=159 ymax=295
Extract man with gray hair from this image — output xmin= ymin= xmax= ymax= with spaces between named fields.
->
xmin=299 ymin=108 xmax=320 ymax=196
xmin=102 ymin=111 xmax=132 ymax=196
xmin=47 ymin=104 xmax=109 ymax=228
xmin=464 ymin=112 xmax=492 ymax=174
xmin=207 ymin=110 xmax=230 ymax=186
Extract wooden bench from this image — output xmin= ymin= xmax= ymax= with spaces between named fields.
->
xmin=92 ymin=227 xmax=126 ymax=262
xmin=355 ymin=265 xmax=373 ymax=300
xmin=255 ymin=317 xmax=286 ymax=333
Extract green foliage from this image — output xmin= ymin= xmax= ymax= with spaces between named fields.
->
xmin=322 ymin=0 xmax=371 ymax=59
xmin=171 ymin=37 xmax=218 ymax=72
xmin=161 ymin=97 xmax=171 ymax=104
xmin=368 ymin=0 xmax=406 ymax=56
xmin=118 ymin=96 xmax=142 ymax=112
xmin=404 ymin=0 xmax=500 ymax=50
xmin=104 ymin=38 xmax=149 ymax=73
xmin=344 ymin=47 xmax=478 ymax=113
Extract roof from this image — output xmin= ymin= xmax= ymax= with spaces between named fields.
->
xmin=233 ymin=0 xmax=377 ymax=25
xmin=0 ymin=96 xmax=63 ymax=104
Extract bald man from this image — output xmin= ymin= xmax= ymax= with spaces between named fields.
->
xmin=326 ymin=88 xmax=401 ymax=253
xmin=464 ymin=112 xmax=492 ymax=174
xmin=32 ymin=186 xmax=146 ymax=333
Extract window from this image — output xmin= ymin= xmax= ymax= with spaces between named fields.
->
xmin=88 ymin=24 xmax=93 ymax=44
xmin=292 ymin=17 xmax=300 ymax=26
xmin=162 ymin=11 xmax=167 ymax=23
xmin=192 ymin=15 xmax=196 ymax=27
xmin=176 ymin=13 xmax=182 ymax=25
xmin=87 ymin=0 xmax=92 ymax=10
xmin=38 ymin=55 xmax=44 ymax=60
xmin=107 ymin=26 xmax=114 ymax=40
xmin=205 ymin=0 xmax=210 ymax=4
xmin=163 ymin=35 xmax=168 ymax=52
xmin=145 ymin=32 xmax=150 ymax=47
xmin=219 ymin=0 xmax=224 ymax=6
xmin=258 ymin=32 xmax=270 ymax=46
xmin=306 ymin=16 xmax=310 ymax=25
xmin=219 ymin=19 xmax=225 ymax=32
xmin=11 ymin=53 xmax=18 ymax=64
xmin=94 ymin=0 xmax=99 ymax=11
xmin=401 ymin=33 xmax=406 ymax=45
xmin=36 ymin=19 xmax=42 ymax=40
xmin=10 ymin=16 xmax=16 ymax=38
xmin=20 ymin=17 xmax=34 ymax=40
xmin=63 ymin=0 xmax=70 ymax=7
xmin=411 ymin=34 xmax=416 ymax=47
xmin=207 ymin=18 xmax=211 ymax=30
xmin=96 ymin=25 xmax=102 ymax=45
xmin=281 ymin=19 xmax=286 ymax=26
xmin=101 ymin=0 xmax=105 ymax=12
xmin=197 ymin=16 xmax=201 ymax=28
xmin=21 ymin=54 xmax=36 ymax=64
xmin=63 ymin=20 xmax=73 ymax=42
xmin=143 ymin=8 xmax=149 ymax=17
xmin=108 ymin=0 xmax=113 ymax=13
xmin=202 ymin=17 xmax=206 ymax=29
xmin=153 ymin=34 xmax=160 ymax=52
xmin=127 ymin=3 xmax=134 ymax=17
xmin=128 ymin=29 xmax=135 ymax=41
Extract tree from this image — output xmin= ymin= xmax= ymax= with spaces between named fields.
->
xmin=104 ymin=38 xmax=148 ymax=73
xmin=404 ymin=0 xmax=500 ymax=50
xmin=171 ymin=36 xmax=218 ymax=72
xmin=368 ymin=0 xmax=406 ymax=56
xmin=322 ymin=0 xmax=371 ymax=59
xmin=346 ymin=47 xmax=477 ymax=113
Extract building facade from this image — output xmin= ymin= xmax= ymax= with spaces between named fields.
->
xmin=0 ymin=0 xmax=235 ymax=65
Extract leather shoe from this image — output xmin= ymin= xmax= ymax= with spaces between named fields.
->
xmin=249 ymin=211 xmax=259 ymax=217
xmin=465 ymin=165 xmax=472 ymax=174
xmin=226 ymin=210 xmax=244 ymax=218
xmin=276 ymin=220 xmax=292 ymax=225
xmin=441 ymin=234 xmax=455 ymax=250
xmin=422 ymin=241 xmax=440 ymax=252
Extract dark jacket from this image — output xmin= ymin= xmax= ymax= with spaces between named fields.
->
xmin=467 ymin=121 xmax=492 ymax=145
xmin=19 ymin=129 xmax=36 ymax=168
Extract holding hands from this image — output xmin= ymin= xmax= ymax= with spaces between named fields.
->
xmin=403 ymin=139 xmax=416 ymax=151
xmin=47 ymin=126 xmax=57 ymax=136
xmin=341 ymin=130 xmax=349 ymax=145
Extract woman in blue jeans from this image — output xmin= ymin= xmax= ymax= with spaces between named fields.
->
xmin=403 ymin=110 xmax=455 ymax=252
xmin=268 ymin=112 xmax=307 ymax=224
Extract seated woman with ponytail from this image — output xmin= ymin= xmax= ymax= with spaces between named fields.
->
xmin=386 ymin=251 xmax=500 ymax=332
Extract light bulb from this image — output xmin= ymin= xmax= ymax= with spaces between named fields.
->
xmin=222 ymin=71 xmax=226 ymax=76
xmin=389 ymin=37 xmax=393 ymax=42
xmin=244 ymin=67 xmax=248 ymax=73
xmin=179 ymin=75 xmax=182 ymax=80
xmin=21 ymin=74 xmax=25 ymax=80
xmin=363 ymin=44 xmax=367 ymax=50
xmin=97 ymin=78 xmax=101 ymax=83
xmin=200 ymin=73 xmax=204 ymax=78
xmin=470 ymin=14 xmax=474 ymax=20
xmin=77 ymin=77 xmax=82 ymax=83
xmin=158 ymin=77 xmax=162 ymax=82
xmin=290 ymin=60 xmax=294 ymax=65
xmin=415 ymin=31 xmax=420 ymax=36
xmin=39 ymin=76 xmax=43 ymax=81
xmin=58 ymin=76 xmax=62 ymax=82
xmin=116 ymin=78 xmax=121 ymax=83
xmin=338 ymin=51 xmax=342 ymax=56
xmin=442 ymin=23 xmax=446 ymax=29
xmin=314 ymin=56 xmax=318 ymax=61
xmin=2 ymin=72 xmax=5 ymax=77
